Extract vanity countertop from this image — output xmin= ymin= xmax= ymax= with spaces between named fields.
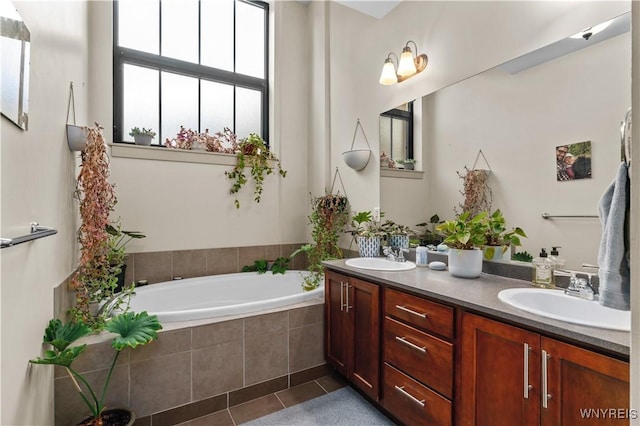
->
xmin=323 ymin=259 xmax=630 ymax=358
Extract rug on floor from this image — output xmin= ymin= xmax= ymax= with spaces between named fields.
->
xmin=244 ymin=386 xmax=395 ymax=425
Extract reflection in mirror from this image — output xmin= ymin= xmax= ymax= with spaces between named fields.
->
xmin=0 ymin=0 xmax=30 ymax=130
xmin=380 ymin=12 xmax=630 ymax=269
xmin=380 ymin=102 xmax=413 ymax=168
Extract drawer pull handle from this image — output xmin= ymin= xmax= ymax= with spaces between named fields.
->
xmin=542 ymin=350 xmax=551 ymax=408
xmin=394 ymin=385 xmax=426 ymax=407
xmin=395 ymin=336 xmax=427 ymax=353
xmin=395 ymin=305 xmax=427 ymax=318
xmin=524 ymin=343 xmax=532 ymax=399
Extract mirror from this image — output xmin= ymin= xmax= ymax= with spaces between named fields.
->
xmin=1 ymin=0 xmax=30 ymax=130
xmin=380 ymin=13 xmax=631 ymax=269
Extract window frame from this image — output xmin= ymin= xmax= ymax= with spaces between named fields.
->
xmin=380 ymin=101 xmax=414 ymax=161
xmin=112 ymin=0 xmax=269 ymax=145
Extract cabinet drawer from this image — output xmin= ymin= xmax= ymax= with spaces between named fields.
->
xmin=385 ymin=288 xmax=454 ymax=338
xmin=384 ymin=317 xmax=453 ymax=398
xmin=383 ymin=363 xmax=452 ymax=426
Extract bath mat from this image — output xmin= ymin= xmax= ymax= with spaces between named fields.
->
xmin=244 ymin=386 xmax=395 ymax=425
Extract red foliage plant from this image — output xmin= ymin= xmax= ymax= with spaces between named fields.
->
xmin=70 ymin=124 xmax=117 ymax=327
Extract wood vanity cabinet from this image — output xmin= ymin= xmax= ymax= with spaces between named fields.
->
xmin=381 ymin=287 xmax=455 ymax=426
xmin=461 ymin=313 xmax=630 ymax=426
xmin=325 ymin=270 xmax=380 ymax=400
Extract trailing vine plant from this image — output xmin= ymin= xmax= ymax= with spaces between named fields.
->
xmin=455 ymin=166 xmax=493 ymax=217
xmin=226 ymin=133 xmax=286 ymax=208
xmin=70 ymin=124 xmax=118 ymax=329
xmin=292 ymin=192 xmax=350 ymax=290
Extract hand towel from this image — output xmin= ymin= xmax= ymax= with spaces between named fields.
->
xmin=597 ymin=162 xmax=630 ymax=310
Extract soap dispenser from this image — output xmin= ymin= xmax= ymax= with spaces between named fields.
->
xmin=549 ymin=246 xmax=566 ymax=270
xmin=532 ymin=248 xmax=554 ymax=288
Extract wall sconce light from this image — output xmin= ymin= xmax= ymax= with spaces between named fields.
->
xmin=379 ymin=40 xmax=428 ymax=85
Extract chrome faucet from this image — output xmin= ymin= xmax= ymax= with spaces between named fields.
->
xmin=382 ymin=246 xmax=409 ymax=262
xmin=556 ymin=269 xmax=596 ymax=301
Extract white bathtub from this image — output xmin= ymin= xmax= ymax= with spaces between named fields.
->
xmin=128 ymin=271 xmax=324 ymax=322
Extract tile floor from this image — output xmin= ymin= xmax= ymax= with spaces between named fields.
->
xmin=176 ymin=373 xmax=349 ymax=425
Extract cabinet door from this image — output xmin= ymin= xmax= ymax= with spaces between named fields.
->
xmin=461 ymin=313 xmax=540 ymax=426
xmin=349 ymin=277 xmax=380 ymax=400
xmin=325 ymin=271 xmax=349 ymax=376
xmin=541 ymin=337 xmax=630 ymax=426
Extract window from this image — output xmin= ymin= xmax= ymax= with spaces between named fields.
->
xmin=113 ymin=0 xmax=269 ymax=145
xmin=379 ymin=101 xmax=413 ymax=162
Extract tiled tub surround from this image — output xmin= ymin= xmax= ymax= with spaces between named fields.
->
xmin=54 ymin=301 xmax=325 ymax=426
xmin=122 ymin=244 xmax=309 ymax=286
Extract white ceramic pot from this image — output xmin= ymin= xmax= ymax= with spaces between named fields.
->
xmin=483 ymin=245 xmax=511 ymax=261
xmin=134 ymin=134 xmax=153 ymax=146
xmin=448 ymin=248 xmax=483 ymax=278
xmin=357 ymin=236 xmax=381 ymax=257
xmin=67 ymin=125 xmax=88 ymax=151
xmin=342 ymin=149 xmax=371 ymax=171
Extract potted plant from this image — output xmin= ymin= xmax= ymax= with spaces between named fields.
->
xmin=128 ymin=127 xmax=156 ymax=146
xmin=225 ymin=133 xmax=287 ymax=208
xmin=350 ymin=211 xmax=385 ymax=257
xmin=455 ymin=166 xmax=493 ymax=217
xmin=381 ymin=220 xmax=411 ymax=249
xmin=436 ymin=211 xmax=488 ymax=278
xmin=71 ymin=124 xmax=118 ymax=329
xmin=106 ymin=221 xmax=146 ymax=292
xmin=482 ymin=209 xmax=527 ymax=261
xmin=30 ymin=311 xmax=162 ymax=426
xmin=396 ymin=158 xmax=416 ymax=170
xmin=416 ymin=214 xmax=444 ymax=247
xmin=290 ymin=192 xmax=350 ymax=291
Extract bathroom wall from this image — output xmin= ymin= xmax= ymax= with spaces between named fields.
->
xmin=88 ymin=1 xmax=311 ymax=253
xmin=0 ymin=2 xmax=89 ymax=424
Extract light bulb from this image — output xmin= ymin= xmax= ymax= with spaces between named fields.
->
xmin=397 ymin=48 xmax=417 ymax=77
xmin=379 ymin=59 xmax=398 ymax=85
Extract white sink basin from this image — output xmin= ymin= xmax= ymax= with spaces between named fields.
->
xmin=345 ymin=257 xmax=416 ymax=272
xmin=498 ymin=288 xmax=630 ymax=331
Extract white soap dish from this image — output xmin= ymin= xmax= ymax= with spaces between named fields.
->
xmin=429 ymin=261 xmax=447 ymax=271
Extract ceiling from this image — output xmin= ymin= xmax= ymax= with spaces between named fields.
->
xmin=333 ymin=1 xmax=401 ymax=19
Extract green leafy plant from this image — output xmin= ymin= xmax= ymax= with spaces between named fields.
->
xmin=396 ymin=159 xmax=416 ymax=165
xmin=436 ymin=211 xmax=489 ymax=250
xmin=241 ymin=257 xmax=290 ymax=275
xmin=106 ymin=221 xmax=145 ymax=282
xmin=416 ymin=214 xmax=444 ymax=246
xmin=128 ymin=127 xmax=156 ymax=138
xmin=225 ymin=133 xmax=287 ymax=208
xmin=350 ymin=211 xmax=385 ymax=238
xmin=241 ymin=259 xmax=269 ymax=274
xmin=30 ymin=311 xmax=162 ymax=425
xmin=381 ymin=220 xmax=412 ymax=237
xmin=290 ymin=192 xmax=350 ymax=291
xmin=512 ymin=251 xmax=534 ymax=262
xmin=271 ymin=257 xmax=290 ymax=274
xmin=482 ymin=209 xmax=527 ymax=259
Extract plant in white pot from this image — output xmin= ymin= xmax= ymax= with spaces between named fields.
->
xmin=436 ymin=211 xmax=488 ymax=278
xmin=482 ymin=209 xmax=527 ymax=261
xmin=350 ymin=211 xmax=385 ymax=257
xmin=128 ymin=127 xmax=156 ymax=146
xmin=30 ymin=311 xmax=162 ymax=426
xmin=396 ymin=158 xmax=416 ymax=170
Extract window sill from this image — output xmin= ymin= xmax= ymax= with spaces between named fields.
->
xmin=380 ymin=168 xmax=424 ymax=179
xmin=110 ymin=143 xmax=238 ymax=166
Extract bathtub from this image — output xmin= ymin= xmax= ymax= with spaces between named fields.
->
xmin=128 ymin=270 xmax=324 ymax=322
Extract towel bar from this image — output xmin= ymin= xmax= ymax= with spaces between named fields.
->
xmin=1 ymin=223 xmax=58 ymax=248
xmin=541 ymin=213 xmax=598 ymax=220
